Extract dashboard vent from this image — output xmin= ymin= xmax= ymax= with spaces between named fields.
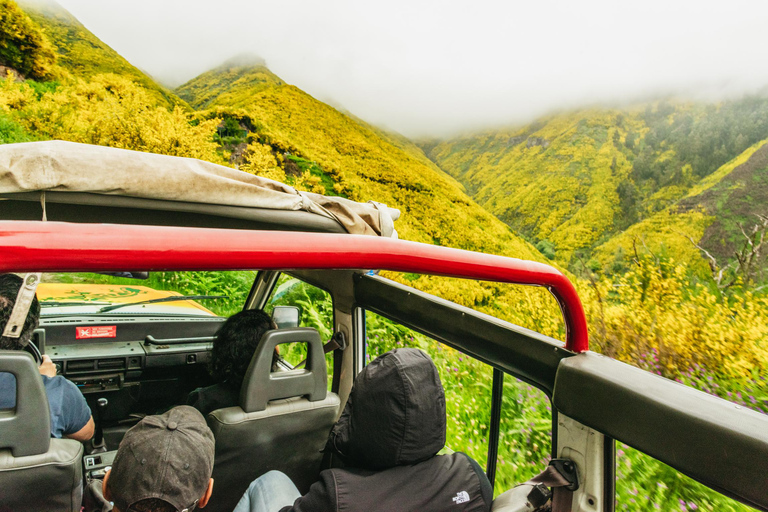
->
xmin=67 ymin=359 xmax=96 ymax=372
xmin=97 ymin=358 xmax=126 ymax=370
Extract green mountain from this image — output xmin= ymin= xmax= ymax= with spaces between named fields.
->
xmin=16 ymin=0 xmax=186 ymax=108
xmin=426 ymin=99 xmax=768 ymax=271
xmin=174 ymin=61 xmax=543 ymax=262
xmin=176 ymin=55 xmax=281 ymax=109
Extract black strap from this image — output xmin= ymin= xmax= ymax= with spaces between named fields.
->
xmin=322 ymin=331 xmax=347 ymax=353
xmin=523 ymin=459 xmax=579 ymax=512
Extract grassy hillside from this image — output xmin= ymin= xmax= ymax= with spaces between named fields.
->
xmin=16 ymin=0 xmax=186 ymax=109
xmin=592 ymin=140 xmax=768 ymax=278
xmin=427 ymin=99 xmax=768 ymax=271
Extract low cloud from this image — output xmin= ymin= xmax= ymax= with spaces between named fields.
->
xmin=59 ymin=0 xmax=768 ymax=138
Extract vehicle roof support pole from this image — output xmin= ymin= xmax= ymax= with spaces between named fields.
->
xmin=603 ymin=436 xmax=615 ymax=512
xmin=486 ymin=367 xmax=504 ymax=488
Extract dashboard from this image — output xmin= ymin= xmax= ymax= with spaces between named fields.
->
xmin=38 ymin=314 xmax=225 ymax=449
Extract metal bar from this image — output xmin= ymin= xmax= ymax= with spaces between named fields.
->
xmin=603 ymin=436 xmax=615 ymax=512
xmin=0 ymin=221 xmax=589 ymax=352
xmin=486 ymin=368 xmax=504 ymax=488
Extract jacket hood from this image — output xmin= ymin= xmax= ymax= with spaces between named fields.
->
xmin=326 ymin=348 xmax=446 ymax=470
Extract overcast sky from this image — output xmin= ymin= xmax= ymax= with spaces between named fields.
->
xmin=57 ymin=0 xmax=768 ymax=138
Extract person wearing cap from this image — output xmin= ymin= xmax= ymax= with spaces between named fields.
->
xmin=0 ymin=273 xmax=95 ymax=440
xmin=102 ymin=405 xmax=215 ymax=512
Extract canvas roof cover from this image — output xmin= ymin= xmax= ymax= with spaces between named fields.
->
xmin=0 ymin=141 xmax=399 ymax=237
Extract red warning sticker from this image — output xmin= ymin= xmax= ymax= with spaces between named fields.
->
xmin=76 ymin=326 xmax=117 ymax=339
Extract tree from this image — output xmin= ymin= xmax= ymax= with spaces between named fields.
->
xmin=681 ymin=214 xmax=768 ymax=290
xmin=0 ymin=0 xmax=58 ymax=80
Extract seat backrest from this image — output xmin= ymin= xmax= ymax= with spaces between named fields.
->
xmin=0 ymin=350 xmax=84 ymax=512
xmin=206 ymin=328 xmax=340 ymax=512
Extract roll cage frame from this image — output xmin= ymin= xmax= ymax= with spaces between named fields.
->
xmin=1 ymin=220 xmax=767 ymax=511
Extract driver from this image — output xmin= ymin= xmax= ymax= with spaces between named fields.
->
xmin=0 ymin=273 xmax=95 ymax=441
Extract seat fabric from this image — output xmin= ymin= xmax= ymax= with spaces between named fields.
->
xmin=0 ymin=350 xmax=84 ymax=512
xmin=207 ymin=394 xmax=340 ymax=512
xmin=0 ymin=439 xmax=84 ymax=512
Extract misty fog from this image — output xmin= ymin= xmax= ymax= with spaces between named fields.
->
xmin=57 ymin=0 xmax=768 ymax=138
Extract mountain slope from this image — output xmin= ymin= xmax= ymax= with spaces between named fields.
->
xmin=427 ymin=110 xmax=638 ymax=262
xmin=176 ymin=63 xmax=542 ymax=258
xmin=592 ymin=140 xmax=768 ymax=277
xmin=16 ymin=0 xmax=186 ymax=109
xmin=426 ymin=99 xmax=768 ymax=268
xmin=176 ymin=55 xmax=281 ymax=109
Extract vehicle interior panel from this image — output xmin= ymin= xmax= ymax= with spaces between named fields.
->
xmin=353 ymin=273 xmax=573 ymax=394
xmin=553 ymin=352 xmax=768 ymax=511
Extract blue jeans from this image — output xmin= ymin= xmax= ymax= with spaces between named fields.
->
xmin=233 ymin=470 xmax=302 ymax=512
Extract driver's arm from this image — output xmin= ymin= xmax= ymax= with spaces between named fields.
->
xmin=56 ymin=376 xmax=95 ymax=441
xmin=66 ymin=416 xmax=95 ymax=442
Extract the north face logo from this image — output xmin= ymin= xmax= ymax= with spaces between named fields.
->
xmin=452 ymin=491 xmax=470 ymax=504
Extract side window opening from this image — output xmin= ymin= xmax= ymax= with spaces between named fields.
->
xmin=615 ymin=444 xmax=752 ymax=511
xmin=365 ymin=310 xmax=553 ymax=496
xmin=264 ymin=274 xmax=334 ymax=388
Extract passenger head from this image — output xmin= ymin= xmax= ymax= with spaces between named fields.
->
xmin=209 ymin=309 xmax=275 ymax=387
xmin=327 ymin=347 xmax=446 ymax=470
xmin=103 ymin=406 xmax=215 ymax=512
xmin=0 ymin=273 xmax=40 ymax=351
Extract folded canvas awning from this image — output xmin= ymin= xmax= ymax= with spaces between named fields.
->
xmin=0 ymin=141 xmax=399 ymax=237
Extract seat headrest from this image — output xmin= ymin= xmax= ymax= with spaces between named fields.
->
xmin=0 ymin=350 xmax=51 ymax=456
xmin=239 ymin=328 xmax=327 ymax=413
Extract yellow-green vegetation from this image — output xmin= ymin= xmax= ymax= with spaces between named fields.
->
xmin=0 ymin=74 xmax=222 ymax=161
xmin=427 ymin=99 xmax=768 ymax=273
xmin=581 ymin=254 xmax=768 ymax=377
xmin=177 ymin=63 xmax=544 ymax=260
xmin=176 ymin=55 xmax=282 ymax=110
xmin=16 ymin=0 xmax=185 ymax=109
xmin=687 ymin=141 xmax=765 ymax=197
xmin=428 ymin=111 xmax=637 ymax=263
xmin=592 ymin=140 xmax=768 ymax=278
xmin=0 ymin=0 xmax=58 ymax=79
xmin=591 ymin=208 xmax=714 ymax=277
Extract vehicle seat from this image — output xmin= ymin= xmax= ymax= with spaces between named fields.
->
xmin=0 ymin=350 xmax=84 ymax=512
xmin=205 ymin=328 xmax=341 ymax=512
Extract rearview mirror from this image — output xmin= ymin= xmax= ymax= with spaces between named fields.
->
xmin=271 ymin=306 xmax=300 ymax=329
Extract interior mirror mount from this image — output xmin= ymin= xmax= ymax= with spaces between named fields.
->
xmin=272 ymin=306 xmax=300 ymax=329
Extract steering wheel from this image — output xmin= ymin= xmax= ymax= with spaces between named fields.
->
xmin=24 ymin=340 xmax=43 ymax=365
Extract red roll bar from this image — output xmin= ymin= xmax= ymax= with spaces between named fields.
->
xmin=0 ymin=221 xmax=589 ymax=352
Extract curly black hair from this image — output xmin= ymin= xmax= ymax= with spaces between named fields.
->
xmin=0 ymin=274 xmax=40 ymax=351
xmin=209 ymin=309 xmax=275 ymax=387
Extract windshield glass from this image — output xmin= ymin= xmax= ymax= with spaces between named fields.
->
xmin=39 ymin=271 xmax=255 ymax=318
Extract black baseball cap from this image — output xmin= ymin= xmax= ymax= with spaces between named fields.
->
xmin=107 ymin=406 xmax=215 ymax=512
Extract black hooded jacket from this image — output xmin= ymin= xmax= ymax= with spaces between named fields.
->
xmin=280 ymin=348 xmax=493 ymax=512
